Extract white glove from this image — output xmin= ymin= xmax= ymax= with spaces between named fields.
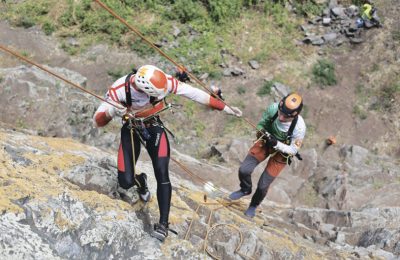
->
xmin=223 ymin=106 xmax=242 ymax=117
xmin=107 ymin=106 xmax=127 ymax=118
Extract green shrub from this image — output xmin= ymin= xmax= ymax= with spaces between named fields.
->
xmin=58 ymin=0 xmax=75 ymax=27
xmin=237 ymin=85 xmax=246 ymax=95
xmin=194 ymin=121 xmax=206 ymax=137
xmin=293 ymin=0 xmax=324 ymax=17
xmin=207 ymin=0 xmax=242 ymax=23
xmin=17 ymin=17 xmax=36 ymax=28
xmin=263 ymin=2 xmax=295 ymax=33
xmin=42 ymin=20 xmax=55 ymax=35
xmin=107 ymin=68 xmax=128 ymax=80
xmin=21 ymin=50 xmax=29 ymax=57
xmin=257 ymin=80 xmax=273 ymax=96
xmin=392 ymin=30 xmax=400 ymax=42
xmin=353 ymin=105 xmax=367 ymax=120
xmin=351 ymin=0 xmax=364 ymax=6
xmin=312 ymin=59 xmax=337 ymax=88
xmin=11 ymin=0 xmax=51 ymax=28
xmin=166 ymin=0 xmax=208 ymax=23
xmin=61 ymin=42 xmax=78 ymax=55
xmin=243 ymin=0 xmax=263 ymax=7
xmin=378 ymin=82 xmax=400 ymax=110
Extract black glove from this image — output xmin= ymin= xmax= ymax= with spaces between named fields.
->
xmin=211 ymin=85 xmax=224 ymax=100
xmin=176 ymin=70 xmax=190 ymax=82
xmin=265 ymin=135 xmax=277 ymax=148
xmin=256 ymin=130 xmax=267 ymax=140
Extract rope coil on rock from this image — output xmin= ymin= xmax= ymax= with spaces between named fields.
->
xmin=184 ymin=200 xmax=254 ymax=260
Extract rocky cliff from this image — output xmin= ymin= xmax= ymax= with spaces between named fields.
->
xmin=1 ymin=127 xmax=399 ymax=259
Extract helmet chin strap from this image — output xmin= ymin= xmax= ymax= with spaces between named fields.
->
xmin=131 ymin=79 xmax=144 ymax=94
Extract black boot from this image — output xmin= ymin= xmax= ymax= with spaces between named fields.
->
xmin=152 ymin=223 xmax=168 ymax=242
xmin=136 ymin=173 xmax=150 ymax=202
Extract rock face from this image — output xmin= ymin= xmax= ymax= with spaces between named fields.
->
xmin=0 ymin=65 xmax=120 ymax=150
xmin=300 ymin=1 xmax=379 ymax=46
xmin=1 ymin=126 xmax=399 ymax=259
xmin=0 ymin=65 xmax=94 ymax=137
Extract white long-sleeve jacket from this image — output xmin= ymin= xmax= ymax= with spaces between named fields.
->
xmin=93 ymin=73 xmax=227 ymax=127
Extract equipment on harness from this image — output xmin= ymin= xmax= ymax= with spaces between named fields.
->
xmin=136 ymin=121 xmax=151 ymax=140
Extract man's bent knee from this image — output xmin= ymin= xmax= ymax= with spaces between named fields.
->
xmin=118 ymin=175 xmax=134 ymax=189
xmin=239 ymin=165 xmax=252 ymax=177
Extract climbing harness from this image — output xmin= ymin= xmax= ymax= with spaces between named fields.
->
xmin=254 ymin=111 xmax=303 ymax=165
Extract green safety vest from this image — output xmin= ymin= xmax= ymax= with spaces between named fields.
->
xmin=256 ymin=103 xmax=296 ymax=143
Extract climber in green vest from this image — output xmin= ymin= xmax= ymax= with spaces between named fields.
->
xmin=229 ymin=93 xmax=306 ymax=218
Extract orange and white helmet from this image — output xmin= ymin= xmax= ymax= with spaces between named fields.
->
xmin=134 ymin=65 xmax=168 ymax=98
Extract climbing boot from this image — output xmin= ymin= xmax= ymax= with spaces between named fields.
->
xmin=151 ymin=223 xmax=168 ymax=242
xmin=229 ymin=190 xmax=251 ymax=200
xmin=117 ymin=186 xmax=139 ymax=205
xmin=244 ymin=206 xmax=257 ymax=218
xmin=136 ymin=173 xmax=151 ymax=202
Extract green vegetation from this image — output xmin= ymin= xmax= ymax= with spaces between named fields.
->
xmin=312 ymin=59 xmax=337 ymax=88
xmin=377 ymin=81 xmax=400 ymax=111
xmin=351 ymin=0 xmax=364 ymax=6
xmin=301 ymin=104 xmax=309 ymax=119
xmin=21 ymin=50 xmax=30 ymax=57
xmin=372 ymin=179 xmax=385 ymax=190
xmin=292 ymin=0 xmax=324 ymax=17
xmin=353 ymin=105 xmax=368 ymax=120
xmin=256 ymin=80 xmax=273 ymax=96
xmin=223 ymin=116 xmax=252 ymax=136
xmin=194 ymin=121 xmax=206 ymax=137
xmin=3 ymin=0 xmax=305 ymax=78
xmin=60 ymin=41 xmax=78 ymax=55
xmin=392 ymin=29 xmax=400 ymax=42
xmin=107 ymin=67 xmax=129 ymax=81
xmin=42 ymin=20 xmax=56 ymax=35
xmin=16 ymin=118 xmax=28 ymax=129
xmin=208 ymin=0 xmax=243 ymax=24
xmin=236 ymin=85 xmax=246 ymax=95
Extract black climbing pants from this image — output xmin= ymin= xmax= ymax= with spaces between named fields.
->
xmin=118 ymin=121 xmax=171 ymax=225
